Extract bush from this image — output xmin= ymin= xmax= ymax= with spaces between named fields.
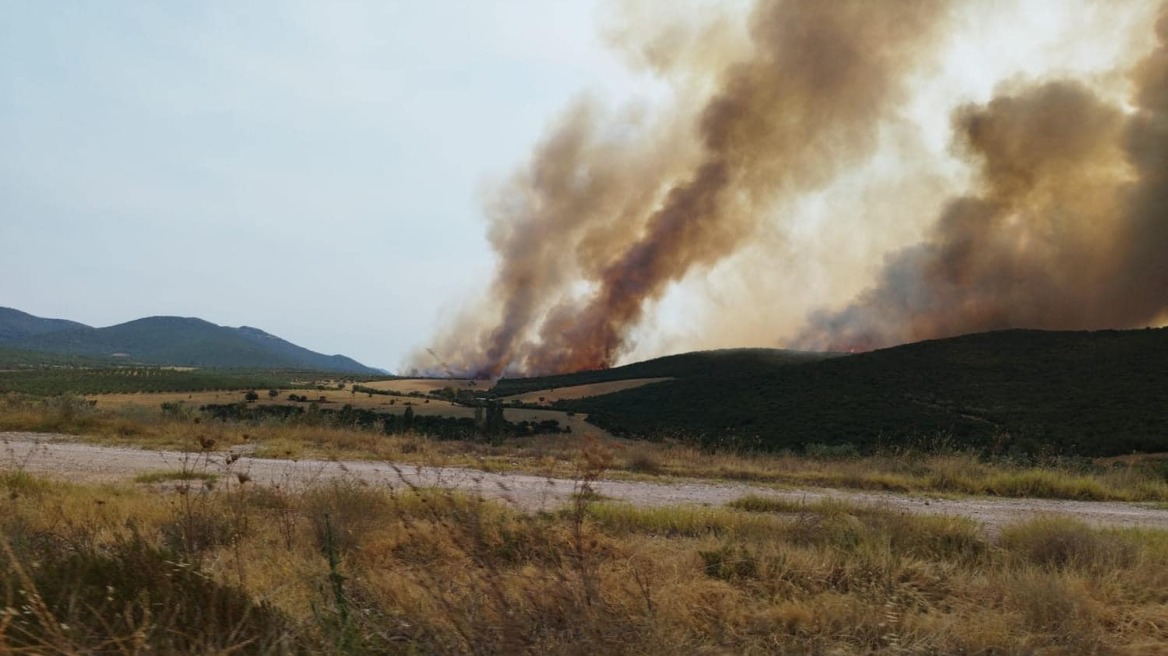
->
xmin=999 ymin=518 xmax=1138 ymax=571
xmin=302 ymin=481 xmax=393 ymax=555
xmin=805 ymin=442 xmax=862 ymax=459
xmin=0 ymin=534 xmax=296 ymax=654
xmin=699 ymin=543 xmax=760 ymax=580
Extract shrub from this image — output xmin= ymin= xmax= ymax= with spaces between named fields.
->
xmin=805 ymin=442 xmax=862 ymax=459
xmin=302 ymin=481 xmax=393 ymax=555
xmin=999 ymin=517 xmax=1138 ymax=571
xmin=624 ymin=450 xmax=663 ymax=474
xmin=699 ymin=543 xmax=760 ymax=580
xmin=0 ymin=534 xmax=296 ymax=654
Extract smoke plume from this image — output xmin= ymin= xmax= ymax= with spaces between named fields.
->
xmin=797 ymin=6 xmax=1168 ymax=350
xmin=416 ymin=1 xmax=1168 ymax=376
xmin=421 ymin=0 xmax=951 ymax=376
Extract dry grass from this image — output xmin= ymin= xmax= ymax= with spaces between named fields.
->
xmin=132 ymin=469 xmax=219 ymax=485
xmin=497 ymin=377 xmax=672 ymax=404
xmin=4 ymin=391 xmax=1168 ymax=503
xmin=608 ymin=441 xmax=1168 ymax=502
xmin=2 ymin=455 xmax=1167 ymax=655
xmin=356 ymin=378 xmax=479 ymax=394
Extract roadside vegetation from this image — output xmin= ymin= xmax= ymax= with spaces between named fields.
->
xmin=3 ymin=392 xmax=1168 ymax=503
xmin=2 ymin=441 xmax=1167 ymax=654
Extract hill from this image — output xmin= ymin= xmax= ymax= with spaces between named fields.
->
xmin=488 ymin=348 xmax=837 ymax=398
xmin=0 ymin=307 xmax=90 ymax=341
xmin=554 ymin=329 xmax=1168 ymax=457
xmin=0 ymin=308 xmax=380 ymax=374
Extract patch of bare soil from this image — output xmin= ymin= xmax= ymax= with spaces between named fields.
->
xmin=3 ymin=432 xmax=1166 ymax=536
xmin=497 ymin=377 xmax=673 ymax=404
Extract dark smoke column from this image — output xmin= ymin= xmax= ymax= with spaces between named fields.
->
xmin=424 ymin=0 xmax=952 ymax=377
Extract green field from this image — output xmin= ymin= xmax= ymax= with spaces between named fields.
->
xmin=0 ymin=366 xmax=374 ymax=396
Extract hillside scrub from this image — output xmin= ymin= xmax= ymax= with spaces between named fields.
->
xmin=2 ymin=457 xmax=1167 ymax=654
xmin=559 ymin=329 xmax=1168 ymax=457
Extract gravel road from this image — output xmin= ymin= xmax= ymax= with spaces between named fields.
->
xmin=4 ymin=432 xmax=1167 ymax=535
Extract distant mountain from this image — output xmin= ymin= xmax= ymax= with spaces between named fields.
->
xmin=234 ymin=325 xmax=376 ymax=374
xmin=0 ymin=307 xmax=91 ymax=341
xmin=551 ymin=328 xmax=1168 ymax=457
xmin=0 ymin=307 xmax=381 ymax=374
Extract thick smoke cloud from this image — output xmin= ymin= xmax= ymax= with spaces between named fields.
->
xmin=420 ymin=0 xmax=951 ymax=376
xmin=797 ymin=7 xmax=1168 ymax=350
xmin=416 ymin=1 xmax=1167 ymax=377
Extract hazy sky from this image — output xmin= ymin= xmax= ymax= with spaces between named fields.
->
xmin=3 ymin=1 xmax=1158 ymax=373
xmin=1 ymin=1 xmax=648 ymax=370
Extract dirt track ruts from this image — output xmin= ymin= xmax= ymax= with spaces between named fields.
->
xmin=4 ymin=432 xmax=1167 ymax=535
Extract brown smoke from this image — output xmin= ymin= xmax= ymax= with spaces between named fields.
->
xmin=796 ymin=6 xmax=1168 ymax=351
xmin=417 ymin=1 xmax=1166 ymax=376
xmin=420 ymin=0 xmax=952 ymax=376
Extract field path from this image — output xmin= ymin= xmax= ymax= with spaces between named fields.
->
xmin=4 ymin=432 xmax=1167 ymax=535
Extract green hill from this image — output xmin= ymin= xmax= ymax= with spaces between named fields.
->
xmin=0 ymin=307 xmax=90 ymax=341
xmin=555 ymin=329 xmax=1168 ymax=457
xmin=0 ymin=308 xmax=380 ymax=374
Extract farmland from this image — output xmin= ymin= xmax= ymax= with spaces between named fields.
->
xmin=3 ymin=327 xmax=1168 ymax=654
xmin=8 ymin=327 xmax=1167 ymax=459
xmin=0 ymin=365 xmax=352 ymax=396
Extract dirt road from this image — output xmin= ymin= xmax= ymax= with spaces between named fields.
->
xmin=4 ymin=432 xmax=1167 ymax=535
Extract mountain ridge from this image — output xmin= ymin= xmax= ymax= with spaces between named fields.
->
xmin=0 ymin=307 xmax=381 ymax=374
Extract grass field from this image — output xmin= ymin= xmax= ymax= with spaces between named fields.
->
xmin=2 ymin=456 xmax=1166 ymax=654
xmin=4 ymin=381 xmax=1168 ymax=653
xmin=88 ymin=387 xmax=598 ymax=433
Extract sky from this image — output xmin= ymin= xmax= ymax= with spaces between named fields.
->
xmin=2 ymin=1 xmax=1160 ymax=373
xmin=1 ymin=1 xmax=651 ymax=370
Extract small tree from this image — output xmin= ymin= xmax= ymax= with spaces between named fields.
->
xmin=244 ymin=390 xmax=260 ymax=402
xmin=481 ymin=401 xmax=506 ymax=442
xmin=267 ymin=389 xmax=279 ymax=399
